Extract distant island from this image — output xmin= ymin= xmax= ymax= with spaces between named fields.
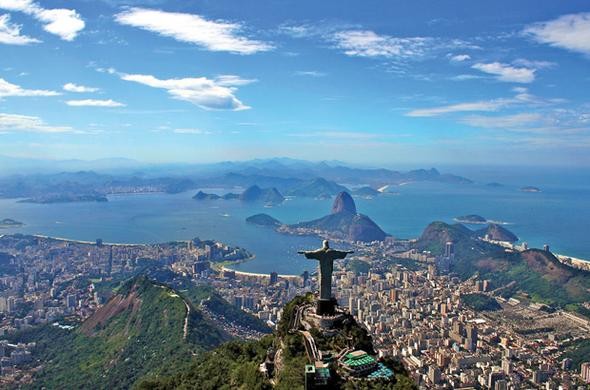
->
xmin=192 ymin=191 xmax=239 ymax=200
xmin=0 ymin=159 xmax=474 ymax=202
xmin=245 ymin=213 xmax=282 ymax=227
xmin=352 ymin=186 xmax=380 ymax=198
xmin=18 ymin=193 xmax=108 ymax=204
xmin=0 ymin=218 xmax=24 ymax=228
xmin=455 ymin=214 xmax=487 ymax=224
xmin=193 ymin=185 xmax=284 ymax=205
xmin=521 ymin=186 xmax=541 ymax=193
xmin=245 ymin=191 xmax=387 ymax=242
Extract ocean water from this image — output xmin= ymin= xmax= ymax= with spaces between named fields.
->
xmin=0 ymin=173 xmax=588 ymax=275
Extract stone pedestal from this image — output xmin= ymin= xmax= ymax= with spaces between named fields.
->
xmin=316 ymin=298 xmax=337 ymax=316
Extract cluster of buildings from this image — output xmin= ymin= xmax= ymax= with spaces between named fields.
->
xmin=0 ymin=234 xmax=251 ymax=383
xmin=327 ymin=242 xmax=590 ymax=389
xmin=2 ymin=231 xmax=590 ymax=389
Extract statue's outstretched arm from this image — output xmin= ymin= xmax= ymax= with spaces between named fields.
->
xmin=297 ymin=250 xmax=320 ymax=260
xmin=332 ymin=250 xmax=354 ymax=259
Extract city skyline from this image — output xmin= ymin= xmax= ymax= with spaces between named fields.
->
xmin=0 ymin=0 xmax=589 ymax=166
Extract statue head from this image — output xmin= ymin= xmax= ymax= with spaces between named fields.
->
xmin=322 ymin=240 xmax=329 ymax=249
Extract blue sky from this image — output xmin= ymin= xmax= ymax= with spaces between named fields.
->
xmin=0 ymin=0 xmax=589 ymax=167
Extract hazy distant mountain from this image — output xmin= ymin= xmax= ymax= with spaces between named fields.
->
xmin=288 ymin=177 xmax=349 ymax=198
xmin=0 ymin=157 xmax=474 ymax=201
xmin=240 ymin=185 xmax=285 ymax=204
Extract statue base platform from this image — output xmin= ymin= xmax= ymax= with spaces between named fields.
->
xmin=316 ymin=298 xmax=337 ymax=316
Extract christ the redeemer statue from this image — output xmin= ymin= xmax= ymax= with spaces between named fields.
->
xmin=298 ymin=240 xmax=353 ymax=315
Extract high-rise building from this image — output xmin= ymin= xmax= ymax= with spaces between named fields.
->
xmin=488 ymin=372 xmax=505 ymax=389
xmin=66 ymin=294 xmax=77 ymax=309
xmin=581 ymin=362 xmax=590 ymax=383
xmin=270 ymin=271 xmax=278 ymax=285
xmin=445 ymin=241 xmax=454 ymax=258
xmin=502 ymin=358 xmax=512 ymax=374
xmin=428 ymin=366 xmax=441 ymax=385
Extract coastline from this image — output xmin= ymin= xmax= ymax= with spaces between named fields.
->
xmin=220 ymin=265 xmax=302 ymax=280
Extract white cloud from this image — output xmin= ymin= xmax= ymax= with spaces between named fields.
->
xmin=331 ymin=30 xmax=430 ymax=58
xmin=0 ymin=112 xmax=72 ymax=133
xmin=472 ymin=62 xmax=535 ymax=83
xmin=0 ymin=78 xmax=59 ymax=97
xmin=119 ymin=72 xmax=252 ymax=111
xmin=294 ymin=70 xmax=326 ymax=77
xmin=0 ymin=13 xmax=39 ymax=44
xmin=450 ymin=54 xmax=470 ymax=62
xmin=65 ymin=99 xmax=125 ymax=107
xmin=63 ymin=82 xmax=99 ymax=93
xmin=0 ymin=0 xmax=85 ymax=41
xmin=114 ymin=8 xmax=272 ymax=55
xmin=525 ymin=12 xmax=590 ymax=56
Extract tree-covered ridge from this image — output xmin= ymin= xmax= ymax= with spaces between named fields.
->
xmin=416 ymin=222 xmax=590 ymax=309
xmin=15 ymin=276 xmax=230 ymax=389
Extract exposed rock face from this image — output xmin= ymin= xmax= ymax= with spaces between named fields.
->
xmin=331 ymin=191 xmax=357 ymax=214
xmin=290 ymin=191 xmax=387 ymax=242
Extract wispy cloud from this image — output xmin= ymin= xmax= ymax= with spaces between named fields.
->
xmin=0 ymin=13 xmax=39 ymax=44
xmin=524 ymin=12 xmax=590 ymax=56
xmin=114 ymin=8 xmax=272 ymax=54
xmin=173 ymin=128 xmax=211 ymax=135
xmin=406 ymin=88 xmax=560 ymax=117
xmin=331 ymin=30 xmax=431 ymax=58
xmin=119 ymin=71 xmax=253 ymax=111
xmin=294 ymin=70 xmax=326 ymax=77
xmin=288 ymin=131 xmax=380 ymax=139
xmin=0 ymin=0 xmax=85 ymax=41
xmin=407 ymin=100 xmax=505 ymax=117
xmin=65 ymin=99 xmax=125 ymax=107
xmin=280 ymin=23 xmax=477 ymax=62
xmin=460 ymin=112 xmax=543 ymax=129
xmin=0 ymin=112 xmax=72 ymax=133
xmin=0 ymin=78 xmax=59 ymax=97
xmin=471 ymin=62 xmax=536 ymax=83
xmin=449 ymin=74 xmax=483 ymax=81
xmin=63 ymin=83 xmax=99 ymax=93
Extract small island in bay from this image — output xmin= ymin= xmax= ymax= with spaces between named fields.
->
xmin=193 ymin=185 xmax=283 ymax=205
xmin=455 ymin=214 xmax=487 ymax=224
xmin=245 ymin=213 xmax=282 ymax=227
xmin=352 ymin=186 xmax=380 ymax=198
xmin=0 ymin=218 xmax=24 ymax=228
xmin=521 ymin=186 xmax=541 ymax=193
xmin=18 ymin=193 xmax=108 ymax=204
